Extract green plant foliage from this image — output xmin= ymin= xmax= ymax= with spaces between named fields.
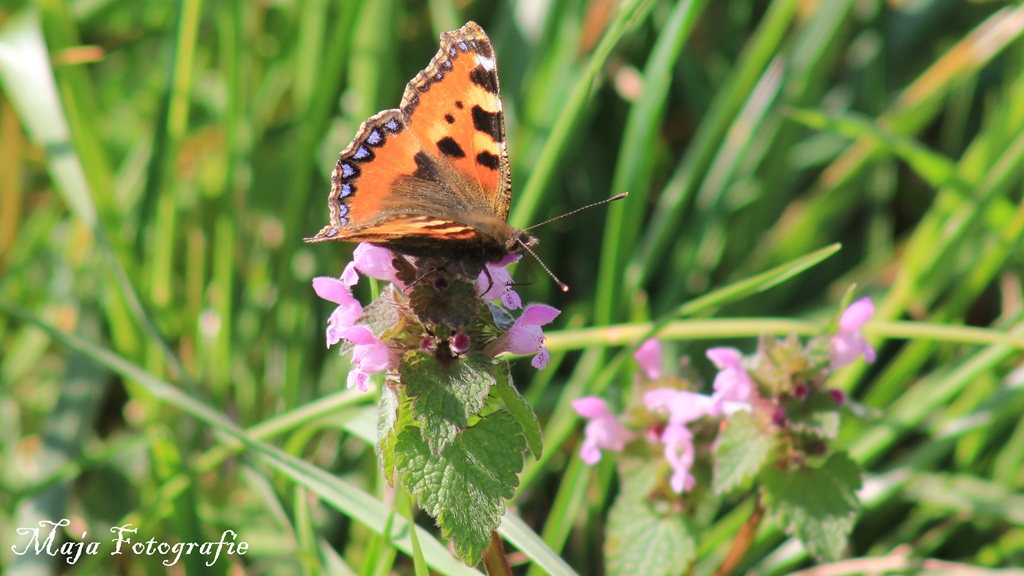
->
xmin=605 ymin=491 xmax=697 ymax=576
xmin=713 ymin=410 xmax=772 ymax=495
xmin=2 ymin=0 xmax=1023 ymax=573
xmin=396 ymin=411 xmax=527 ymax=562
xmin=490 ymin=365 xmax=543 ymax=458
xmin=403 ymin=351 xmax=495 ymax=454
xmin=602 ymin=450 xmax=700 ymax=569
xmin=761 ymin=452 xmax=862 ymax=562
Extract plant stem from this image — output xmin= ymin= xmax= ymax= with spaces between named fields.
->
xmin=482 ymin=530 xmax=512 ymax=576
xmin=713 ymin=498 xmax=765 ymax=576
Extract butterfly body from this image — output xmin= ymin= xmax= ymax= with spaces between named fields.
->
xmin=306 ymin=22 xmax=534 ymax=271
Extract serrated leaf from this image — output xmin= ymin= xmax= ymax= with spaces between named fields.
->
xmin=606 ymin=493 xmax=696 ymax=576
xmin=362 ymin=284 xmax=406 ymax=340
xmin=409 ymin=277 xmax=479 ymax=328
xmin=377 ymin=384 xmax=416 ymax=483
xmin=396 ymin=410 xmax=526 ymax=562
xmin=402 ymin=351 xmax=495 ymax=453
xmin=617 ymin=455 xmax=665 ymax=501
xmin=714 ymin=410 xmax=772 ymax=495
xmin=752 ymin=334 xmax=819 ymax=396
xmin=784 ymin=391 xmax=840 ymax=440
xmin=377 ymin=385 xmax=401 ymax=481
xmin=761 ymin=451 xmax=862 ymax=562
xmin=489 ymin=364 xmax=542 ymax=458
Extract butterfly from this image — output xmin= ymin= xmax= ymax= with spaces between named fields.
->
xmin=305 ymin=22 xmax=537 ymax=274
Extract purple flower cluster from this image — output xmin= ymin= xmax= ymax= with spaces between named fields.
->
xmin=313 ymin=243 xmax=559 ymax=389
xmin=575 ymin=340 xmax=757 ymax=493
xmin=573 ymin=298 xmax=876 ymax=494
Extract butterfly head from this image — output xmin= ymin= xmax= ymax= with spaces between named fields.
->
xmin=507 ymin=229 xmax=538 ymax=255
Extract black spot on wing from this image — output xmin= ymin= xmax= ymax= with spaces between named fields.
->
xmin=471 ymin=106 xmax=503 ymax=143
xmin=455 ymin=101 xmax=464 ymax=109
xmin=444 ymin=113 xmax=455 ymax=124
xmin=476 ymin=151 xmax=499 ymax=170
xmin=436 ymin=136 xmax=466 ymax=159
xmin=470 ymin=66 xmax=499 ymax=95
xmin=412 ymin=150 xmax=443 ymax=182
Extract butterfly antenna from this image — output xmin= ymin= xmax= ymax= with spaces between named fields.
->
xmin=517 ymin=239 xmax=570 ymax=292
xmin=523 ymin=192 xmax=629 ymax=231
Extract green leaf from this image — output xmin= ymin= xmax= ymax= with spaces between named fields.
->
xmin=761 ymin=451 xmax=862 ymax=562
xmin=490 ymin=363 xmax=543 ymax=458
xmin=487 ymin=302 xmax=515 ymax=331
xmin=751 ymin=334 xmax=819 ymax=396
xmin=408 ymin=277 xmax=480 ymax=329
xmin=675 ymin=244 xmax=842 ymax=318
xmin=785 ymin=108 xmax=968 ymax=195
xmin=605 ymin=493 xmax=696 ymax=576
xmin=714 ymin=410 xmax=772 ymax=495
xmin=377 ymin=384 xmax=403 ymax=482
xmin=784 ymin=391 xmax=841 ymax=441
xmin=0 ymin=304 xmax=476 ymax=575
xmin=363 ymin=284 xmax=407 ymax=341
xmin=402 ymin=351 xmax=495 ymax=453
xmin=396 ymin=410 xmax=527 ymax=562
xmin=617 ymin=456 xmax=666 ymax=501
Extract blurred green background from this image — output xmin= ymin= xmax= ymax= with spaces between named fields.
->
xmin=1 ymin=0 xmax=1023 ymax=574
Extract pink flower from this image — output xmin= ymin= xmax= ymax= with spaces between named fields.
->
xmin=707 ymin=347 xmax=755 ymax=415
xmin=313 ymin=273 xmax=399 ymax=391
xmin=572 ymin=397 xmax=635 ymax=464
xmin=644 ymin=388 xmax=718 ymax=424
xmin=477 ymin=254 xmax=523 ymax=310
xmin=338 ymin=325 xmax=400 ymax=392
xmin=831 ymin=297 xmax=876 ymax=369
xmin=661 ymin=423 xmax=696 ymax=493
xmin=643 ymin=389 xmax=708 ymax=493
xmin=485 ymin=304 xmax=560 ymax=369
xmin=342 ymin=243 xmax=403 ymax=287
xmin=313 ymin=276 xmax=363 ymax=347
xmin=634 ymin=338 xmax=663 ymax=379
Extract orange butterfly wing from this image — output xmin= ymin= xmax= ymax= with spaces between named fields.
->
xmin=305 ymin=22 xmax=517 ymax=260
